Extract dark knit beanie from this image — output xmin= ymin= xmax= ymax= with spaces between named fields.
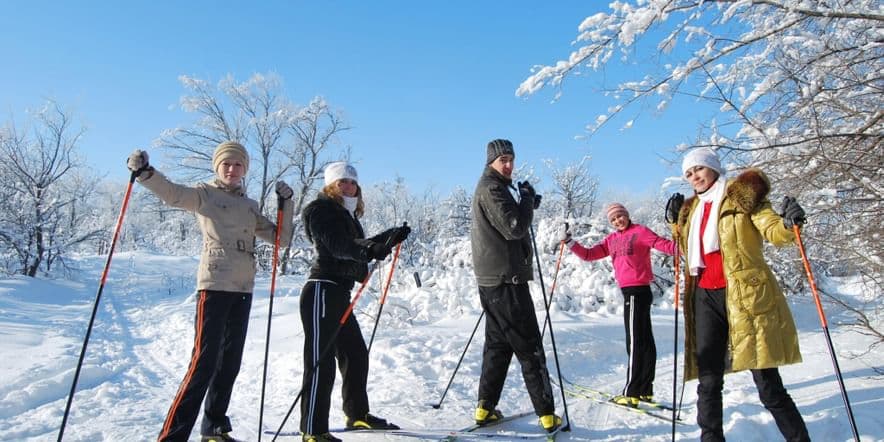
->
xmin=486 ymin=139 xmax=515 ymax=164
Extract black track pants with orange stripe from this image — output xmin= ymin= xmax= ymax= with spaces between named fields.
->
xmin=158 ymin=290 xmax=252 ymax=442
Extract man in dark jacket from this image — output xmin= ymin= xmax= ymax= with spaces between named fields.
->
xmin=470 ymin=139 xmax=561 ymax=433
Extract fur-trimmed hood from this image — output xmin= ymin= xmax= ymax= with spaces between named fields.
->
xmin=678 ymin=168 xmax=770 ymax=225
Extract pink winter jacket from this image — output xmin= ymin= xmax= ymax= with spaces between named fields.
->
xmin=570 ymin=223 xmax=676 ymax=288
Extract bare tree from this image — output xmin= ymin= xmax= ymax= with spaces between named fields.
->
xmin=278 ymin=98 xmax=351 ymax=274
xmin=0 ymin=102 xmax=104 ymax=276
xmin=155 ymin=73 xmax=351 ymax=272
xmin=544 ymin=156 xmax=599 ymax=219
xmin=156 ymin=73 xmax=294 ymax=213
xmin=223 ymin=74 xmax=294 ymax=213
xmin=518 ymin=0 xmax=883 ymax=340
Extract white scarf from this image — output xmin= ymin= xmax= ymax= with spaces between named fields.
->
xmin=688 ymin=177 xmax=726 ymax=276
xmin=342 ymin=195 xmax=358 ymax=216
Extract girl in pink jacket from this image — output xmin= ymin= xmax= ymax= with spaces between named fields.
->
xmin=560 ymin=203 xmax=675 ymax=407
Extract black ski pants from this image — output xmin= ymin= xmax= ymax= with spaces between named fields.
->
xmin=158 ymin=290 xmax=252 ymax=442
xmin=620 ymin=285 xmax=656 ymax=398
xmin=477 ymin=283 xmax=555 ymax=416
xmin=300 ymin=279 xmax=370 ymax=435
xmin=694 ymin=287 xmax=810 ymax=442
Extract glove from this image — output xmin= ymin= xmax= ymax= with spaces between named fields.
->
xmin=780 ymin=196 xmax=806 ymax=229
xmin=665 ymin=193 xmax=684 ymax=224
xmin=533 ymin=194 xmax=542 ymax=210
xmin=389 ymin=224 xmax=411 ymax=245
xmin=557 ymin=223 xmax=573 ymax=246
xmin=275 ymin=181 xmax=293 ymax=200
xmin=127 ymin=149 xmax=150 ymax=175
xmin=517 ymin=181 xmax=536 ymax=205
xmin=367 ymin=241 xmax=393 ymax=261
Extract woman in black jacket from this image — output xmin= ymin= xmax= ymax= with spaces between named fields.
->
xmin=298 ymin=161 xmax=409 ymax=442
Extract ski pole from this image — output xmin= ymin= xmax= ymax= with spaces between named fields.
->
xmin=368 ymin=222 xmax=407 ymax=354
xmin=59 ymin=169 xmax=141 ymax=441
xmin=270 ymin=261 xmax=378 ymax=441
xmin=258 ymin=195 xmax=286 ymax=442
xmin=671 ymin=228 xmax=681 ymax=441
xmin=541 ymin=222 xmax=568 ymax=339
xmin=528 ymin=223 xmax=571 ymax=432
xmin=793 ymin=225 xmax=859 ymax=441
xmin=428 ymin=310 xmax=484 ymax=409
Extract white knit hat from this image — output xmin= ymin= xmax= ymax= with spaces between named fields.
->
xmin=324 ymin=161 xmax=359 ymax=186
xmin=681 ymin=147 xmax=722 ymax=177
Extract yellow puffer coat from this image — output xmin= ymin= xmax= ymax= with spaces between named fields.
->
xmin=675 ymin=168 xmax=802 ymax=381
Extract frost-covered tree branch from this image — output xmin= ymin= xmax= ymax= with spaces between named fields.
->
xmin=519 ymin=0 xmax=883 ymax=340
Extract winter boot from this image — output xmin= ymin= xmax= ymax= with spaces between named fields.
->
xmin=345 ymin=413 xmax=400 ymax=430
xmin=474 ymin=399 xmax=504 ymax=425
xmin=639 ymin=395 xmax=654 ymax=403
xmin=539 ymin=414 xmax=562 ymax=433
xmin=200 ymin=432 xmax=241 ymax=442
xmin=611 ymin=395 xmax=640 ymax=408
xmin=302 ymin=433 xmax=342 ymax=442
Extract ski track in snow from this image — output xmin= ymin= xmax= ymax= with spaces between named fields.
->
xmin=0 ymin=252 xmax=881 ymax=441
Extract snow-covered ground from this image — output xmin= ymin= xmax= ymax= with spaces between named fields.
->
xmin=1 ymin=251 xmax=880 ymax=441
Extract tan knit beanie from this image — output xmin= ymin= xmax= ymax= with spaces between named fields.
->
xmin=212 ymin=141 xmax=249 ymax=175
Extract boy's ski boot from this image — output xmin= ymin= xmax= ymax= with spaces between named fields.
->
xmin=200 ymin=432 xmax=241 ymax=442
xmin=302 ymin=433 xmax=342 ymax=442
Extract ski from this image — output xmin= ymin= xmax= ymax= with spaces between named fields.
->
xmin=564 ymin=380 xmax=676 ymax=412
xmin=265 ymin=427 xmax=555 ymax=440
xmin=263 ymin=411 xmax=544 ymax=440
xmin=562 ymin=385 xmax=685 ymax=425
xmin=441 ymin=410 xmax=535 ymax=441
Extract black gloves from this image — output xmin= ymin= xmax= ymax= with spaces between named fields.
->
xmin=665 ymin=193 xmax=684 ymax=224
xmin=390 ymin=224 xmax=411 ymax=245
xmin=127 ymin=149 xmax=151 ymax=177
xmin=367 ymin=241 xmax=393 ymax=261
xmin=275 ymin=181 xmax=293 ymax=200
xmin=780 ymin=196 xmax=806 ymax=229
xmin=517 ymin=181 xmax=541 ymax=209
xmin=363 ymin=223 xmax=410 ymax=262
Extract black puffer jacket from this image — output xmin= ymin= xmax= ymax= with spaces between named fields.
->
xmin=470 ymin=167 xmax=535 ymax=287
xmin=302 ymin=192 xmax=396 ymax=283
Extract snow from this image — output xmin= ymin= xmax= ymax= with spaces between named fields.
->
xmin=1 ymin=251 xmax=881 ymax=441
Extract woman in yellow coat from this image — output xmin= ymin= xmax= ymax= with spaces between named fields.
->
xmin=666 ymin=148 xmax=810 ymax=442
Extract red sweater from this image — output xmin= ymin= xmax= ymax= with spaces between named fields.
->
xmin=698 ymin=201 xmax=727 ymax=289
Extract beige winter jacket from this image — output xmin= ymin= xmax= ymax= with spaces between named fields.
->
xmin=139 ymin=170 xmax=293 ymax=293
xmin=674 ymin=168 xmax=802 ymax=381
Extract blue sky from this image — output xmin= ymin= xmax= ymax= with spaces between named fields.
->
xmin=2 ymin=1 xmax=709 ymax=198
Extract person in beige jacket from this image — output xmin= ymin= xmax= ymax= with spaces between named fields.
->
xmin=127 ymin=141 xmax=293 ymax=442
xmin=666 ymin=147 xmax=809 ymax=442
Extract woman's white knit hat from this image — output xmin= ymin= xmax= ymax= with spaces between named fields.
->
xmin=324 ymin=161 xmax=359 ymax=186
xmin=681 ymin=147 xmax=722 ymax=176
